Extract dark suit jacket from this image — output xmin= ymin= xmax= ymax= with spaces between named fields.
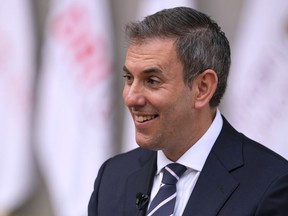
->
xmin=88 ymin=118 xmax=288 ymax=216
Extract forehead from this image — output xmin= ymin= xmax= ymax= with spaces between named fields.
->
xmin=128 ymin=37 xmax=176 ymax=52
xmin=125 ymin=38 xmax=181 ymax=72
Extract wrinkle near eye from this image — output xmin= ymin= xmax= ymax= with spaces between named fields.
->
xmin=146 ymin=76 xmax=161 ymax=86
xmin=123 ymin=73 xmax=134 ymax=85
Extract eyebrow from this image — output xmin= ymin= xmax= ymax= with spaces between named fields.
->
xmin=122 ymin=65 xmax=130 ymax=73
xmin=122 ymin=65 xmax=163 ymax=74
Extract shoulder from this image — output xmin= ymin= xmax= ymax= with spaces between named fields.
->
xmin=99 ymin=147 xmax=156 ymax=176
xmin=220 ymin=116 xmax=288 ymax=174
xmin=241 ymin=133 xmax=288 ymax=173
xmin=107 ymin=147 xmax=155 ymax=165
xmin=91 ymin=147 xmax=156 ymax=196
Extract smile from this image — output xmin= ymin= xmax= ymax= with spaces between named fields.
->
xmin=135 ymin=115 xmax=158 ymax=123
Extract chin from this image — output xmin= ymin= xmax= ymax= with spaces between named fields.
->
xmin=136 ymin=139 xmax=160 ymax=151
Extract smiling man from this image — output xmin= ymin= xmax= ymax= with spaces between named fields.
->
xmin=88 ymin=7 xmax=288 ymax=216
xmin=123 ymin=37 xmax=208 ymax=161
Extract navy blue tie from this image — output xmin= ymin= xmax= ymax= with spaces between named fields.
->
xmin=147 ymin=163 xmax=187 ymax=216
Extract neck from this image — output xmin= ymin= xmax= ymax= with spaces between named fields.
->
xmin=163 ymin=106 xmax=217 ymax=161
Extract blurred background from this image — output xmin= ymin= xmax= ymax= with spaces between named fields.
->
xmin=0 ymin=0 xmax=287 ymax=216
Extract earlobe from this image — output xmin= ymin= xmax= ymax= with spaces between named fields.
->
xmin=194 ymin=69 xmax=218 ymax=109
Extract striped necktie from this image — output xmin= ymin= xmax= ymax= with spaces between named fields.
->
xmin=147 ymin=163 xmax=187 ymax=216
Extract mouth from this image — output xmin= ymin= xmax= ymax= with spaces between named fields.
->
xmin=135 ymin=115 xmax=159 ymax=123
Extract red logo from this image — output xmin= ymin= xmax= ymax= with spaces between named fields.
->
xmin=50 ymin=4 xmax=113 ymax=88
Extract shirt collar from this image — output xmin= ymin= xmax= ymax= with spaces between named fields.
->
xmin=156 ymin=109 xmax=223 ymax=174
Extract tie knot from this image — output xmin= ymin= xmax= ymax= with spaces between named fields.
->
xmin=162 ymin=163 xmax=187 ymax=185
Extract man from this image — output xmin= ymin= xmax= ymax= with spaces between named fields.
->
xmin=88 ymin=7 xmax=288 ymax=216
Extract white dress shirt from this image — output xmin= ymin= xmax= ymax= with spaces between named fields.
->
xmin=148 ymin=109 xmax=223 ymax=215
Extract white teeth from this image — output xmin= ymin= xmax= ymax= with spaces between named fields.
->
xmin=135 ymin=115 xmax=156 ymax=122
xmin=138 ymin=116 xmax=144 ymax=122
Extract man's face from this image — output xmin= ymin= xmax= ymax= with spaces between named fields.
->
xmin=122 ymin=38 xmax=197 ymax=159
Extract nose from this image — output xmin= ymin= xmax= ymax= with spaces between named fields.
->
xmin=123 ymin=83 xmax=146 ymax=108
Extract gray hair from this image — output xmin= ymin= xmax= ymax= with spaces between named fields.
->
xmin=125 ymin=7 xmax=231 ymax=107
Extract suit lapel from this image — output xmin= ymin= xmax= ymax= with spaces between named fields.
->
xmin=183 ymin=153 xmax=239 ymax=216
xmin=122 ymin=118 xmax=243 ymax=215
xmin=183 ymin=118 xmax=244 ymax=216
xmin=124 ymin=150 xmax=157 ymax=216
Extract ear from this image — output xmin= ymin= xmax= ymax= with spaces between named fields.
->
xmin=193 ymin=69 xmax=218 ymax=109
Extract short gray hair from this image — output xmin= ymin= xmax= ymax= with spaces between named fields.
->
xmin=125 ymin=7 xmax=231 ymax=107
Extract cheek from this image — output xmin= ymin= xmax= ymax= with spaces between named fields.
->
xmin=162 ymin=91 xmax=193 ymax=122
xmin=159 ymin=98 xmax=184 ymax=119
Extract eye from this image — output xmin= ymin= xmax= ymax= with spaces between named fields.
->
xmin=122 ymin=73 xmax=133 ymax=85
xmin=146 ymin=77 xmax=161 ymax=86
